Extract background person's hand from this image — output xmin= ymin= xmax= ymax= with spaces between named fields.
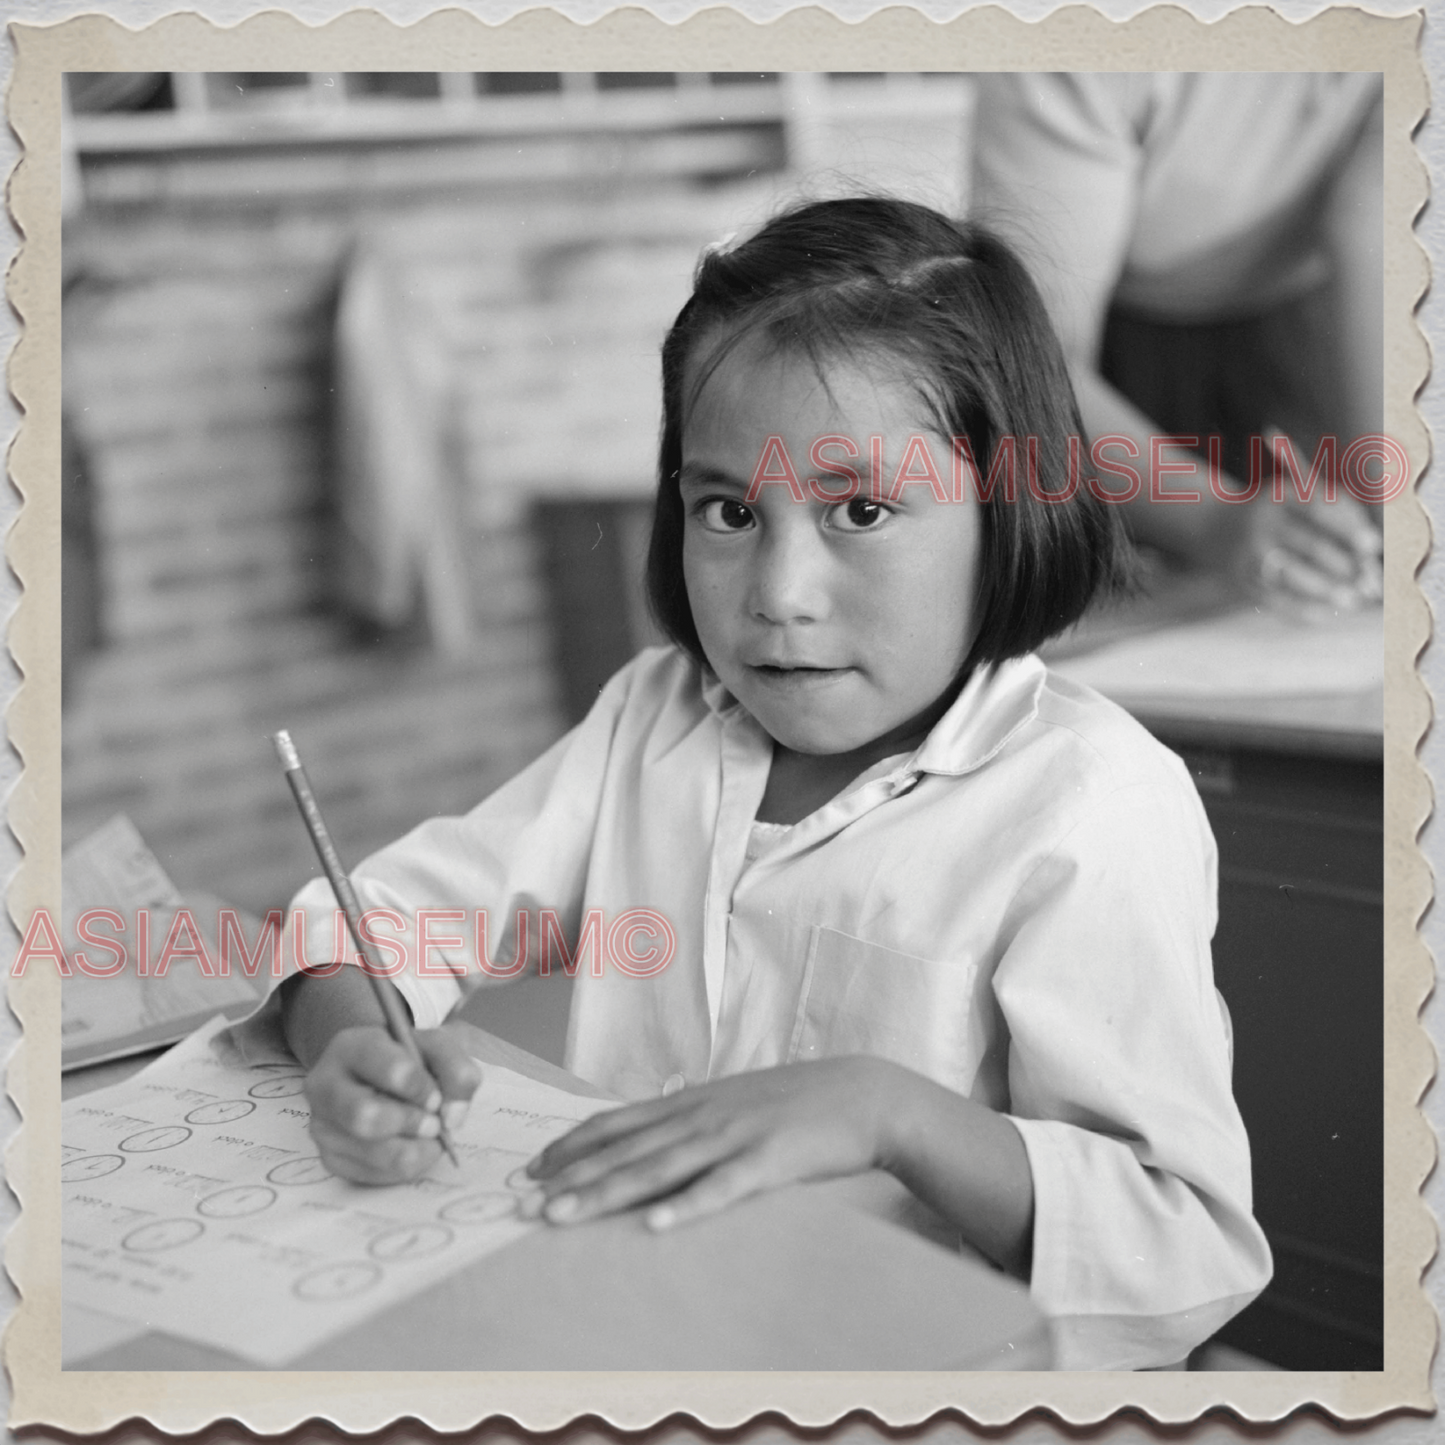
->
xmin=1238 ymin=432 xmax=1382 ymax=612
xmin=521 ymin=1056 xmax=899 ymax=1231
xmin=304 ymin=1024 xmax=481 ymax=1184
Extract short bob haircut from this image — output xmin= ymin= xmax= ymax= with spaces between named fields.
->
xmin=645 ymin=196 xmax=1129 ymax=676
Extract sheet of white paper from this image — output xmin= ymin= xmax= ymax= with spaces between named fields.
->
xmin=1049 ymin=604 xmax=1383 ymax=700
xmin=61 ymin=1301 xmax=152 ymax=1365
xmin=62 ymin=1015 xmax=613 ymax=1366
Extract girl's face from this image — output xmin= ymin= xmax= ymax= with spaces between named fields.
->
xmin=680 ymin=337 xmax=983 ymax=758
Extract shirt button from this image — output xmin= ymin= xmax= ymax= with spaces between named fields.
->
xmin=662 ymin=1073 xmax=686 ymax=1097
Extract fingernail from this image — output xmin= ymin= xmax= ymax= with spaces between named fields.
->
xmin=442 ymin=1100 xmax=468 ymax=1132
xmin=424 ymin=1088 xmax=442 ymax=1113
xmin=416 ymin=1114 xmax=440 ymax=1139
xmin=546 ymin=1193 xmax=579 ymax=1222
xmin=647 ymin=1204 xmax=676 ymax=1231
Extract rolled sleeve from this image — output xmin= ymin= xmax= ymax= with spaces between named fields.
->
xmin=994 ymin=766 xmax=1272 ymax=1369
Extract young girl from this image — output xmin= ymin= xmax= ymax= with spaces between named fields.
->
xmin=279 ymin=197 xmax=1272 ymax=1370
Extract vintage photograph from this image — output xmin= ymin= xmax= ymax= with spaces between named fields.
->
xmin=5 ymin=5 xmax=1431 ymax=1434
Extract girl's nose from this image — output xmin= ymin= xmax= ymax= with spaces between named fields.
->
xmin=747 ymin=522 xmax=828 ymax=624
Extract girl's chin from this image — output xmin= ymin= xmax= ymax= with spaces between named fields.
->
xmin=727 ymin=673 xmax=910 ymax=757
xmin=746 ymin=708 xmax=884 ymax=759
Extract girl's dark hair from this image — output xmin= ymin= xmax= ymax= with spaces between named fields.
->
xmin=645 ymin=195 xmax=1129 ymax=674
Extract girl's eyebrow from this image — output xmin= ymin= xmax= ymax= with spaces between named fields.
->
xmin=678 ymin=461 xmax=748 ymax=492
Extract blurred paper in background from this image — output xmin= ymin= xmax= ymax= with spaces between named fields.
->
xmin=61 ymin=815 xmax=266 ymax=1069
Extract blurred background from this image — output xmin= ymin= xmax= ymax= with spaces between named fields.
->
xmin=60 ymin=69 xmax=975 ymax=915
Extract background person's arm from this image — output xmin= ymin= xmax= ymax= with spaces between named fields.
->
xmin=970 ymin=72 xmax=1380 ymax=604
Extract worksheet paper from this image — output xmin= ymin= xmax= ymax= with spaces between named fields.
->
xmin=62 ymin=1015 xmax=613 ymax=1366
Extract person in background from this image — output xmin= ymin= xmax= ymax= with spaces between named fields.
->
xmin=970 ymin=72 xmax=1384 ymax=610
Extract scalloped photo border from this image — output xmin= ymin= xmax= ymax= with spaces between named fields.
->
xmin=3 ymin=4 xmax=1433 ymax=1434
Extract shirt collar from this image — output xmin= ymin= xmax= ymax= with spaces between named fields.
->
xmin=697 ymin=653 xmax=1046 ymax=778
xmin=908 ymin=654 xmax=1046 ymax=777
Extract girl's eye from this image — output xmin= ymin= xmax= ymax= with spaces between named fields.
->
xmin=828 ymin=498 xmax=889 ymax=532
xmin=697 ymin=498 xmax=755 ymax=533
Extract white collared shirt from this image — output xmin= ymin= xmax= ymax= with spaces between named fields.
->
xmin=286 ymin=645 xmax=1271 ymax=1368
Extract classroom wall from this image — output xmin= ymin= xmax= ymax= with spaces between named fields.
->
xmin=62 ymin=196 xmax=562 ymax=915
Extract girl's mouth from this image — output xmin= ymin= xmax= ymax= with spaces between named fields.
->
xmin=750 ymin=663 xmax=850 ymax=687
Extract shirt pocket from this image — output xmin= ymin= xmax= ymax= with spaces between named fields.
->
xmin=786 ymin=926 xmax=986 ymax=1095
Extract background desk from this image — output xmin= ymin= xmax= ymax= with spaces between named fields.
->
xmin=65 ymin=1025 xmax=1052 ymax=1372
xmin=1050 ymin=591 xmax=1384 ymax=1371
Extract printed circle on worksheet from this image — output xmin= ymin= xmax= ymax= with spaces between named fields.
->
xmin=197 ymin=1184 xmax=277 ymax=1218
xmin=248 ymin=1075 xmax=307 ymax=1099
xmin=122 ymin=1218 xmax=205 ymax=1252
xmin=267 ymin=1156 xmax=332 ymax=1186
xmin=367 ymin=1223 xmax=454 ymax=1262
xmin=439 ymin=1192 xmax=515 ymax=1225
xmin=185 ymin=1099 xmax=257 ymax=1125
xmin=293 ymin=1261 xmax=382 ymax=1301
xmin=119 ymin=1126 xmax=192 ymax=1153
xmin=61 ymin=1154 xmax=124 ymax=1183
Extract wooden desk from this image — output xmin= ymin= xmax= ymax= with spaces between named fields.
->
xmin=1050 ymin=590 xmax=1384 ymax=1371
xmin=65 ymin=1025 xmax=1052 ymax=1372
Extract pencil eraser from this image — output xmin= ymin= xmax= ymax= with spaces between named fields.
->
xmin=272 ymin=730 xmax=301 ymax=771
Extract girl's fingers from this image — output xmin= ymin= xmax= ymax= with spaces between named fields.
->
xmin=311 ymin=1116 xmax=439 ymax=1185
xmin=417 ymin=1030 xmax=483 ymax=1132
xmin=644 ymin=1155 xmax=768 ymax=1232
xmin=335 ymin=1029 xmax=443 ymax=1112
xmin=308 ymin=1066 xmax=442 ymax=1143
xmin=528 ymin=1095 xmax=694 ymax=1179
xmin=539 ymin=1113 xmax=711 ymax=1197
xmin=542 ymin=1129 xmax=742 ymax=1225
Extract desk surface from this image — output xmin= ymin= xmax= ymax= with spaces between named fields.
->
xmin=66 ymin=1023 xmax=1052 ymax=1372
xmin=1043 ymin=570 xmax=1384 ymax=759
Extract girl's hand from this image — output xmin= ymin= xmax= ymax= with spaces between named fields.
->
xmin=304 ymin=1024 xmax=481 ymax=1185
xmin=523 ymin=1057 xmax=899 ymax=1230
